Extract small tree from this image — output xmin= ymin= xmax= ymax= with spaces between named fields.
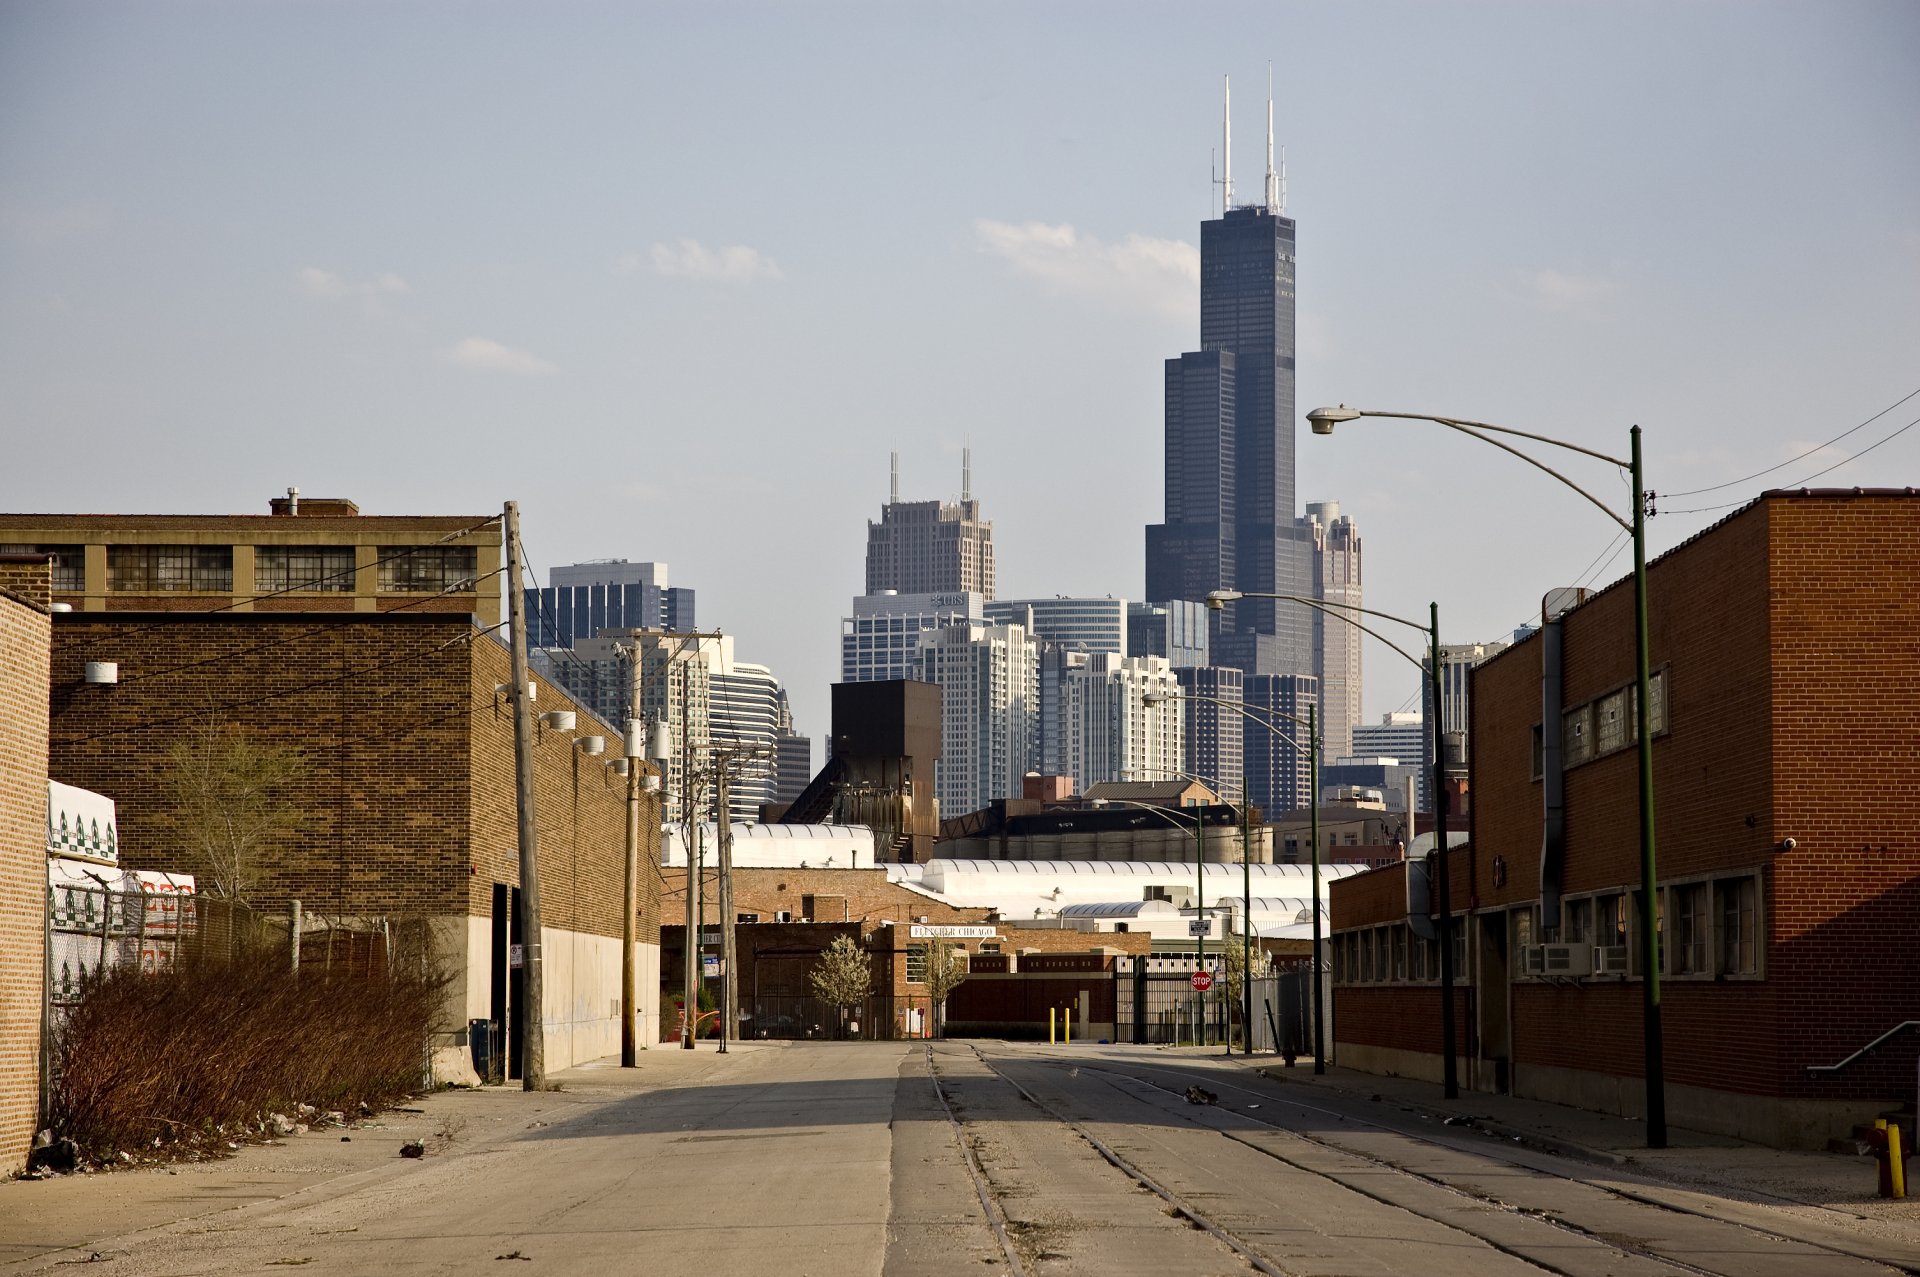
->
xmin=165 ymin=719 xmax=302 ymax=903
xmin=808 ymin=935 xmax=872 ymax=1036
xmin=1219 ymin=933 xmax=1269 ymax=1043
xmin=921 ymin=939 xmax=970 ymax=1036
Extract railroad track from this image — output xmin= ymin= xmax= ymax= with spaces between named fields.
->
xmin=922 ymin=1042 xmax=1918 ymax=1277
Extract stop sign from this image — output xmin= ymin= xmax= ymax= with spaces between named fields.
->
xmin=1190 ymin=970 xmax=1214 ymax=992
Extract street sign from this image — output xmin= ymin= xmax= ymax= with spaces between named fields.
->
xmin=702 ymin=955 xmax=722 ymax=977
xmin=1190 ymin=970 xmax=1214 ymax=992
xmin=910 ymin=924 xmax=998 ymax=939
xmin=509 ymin=943 xmax=524 ymax=969
xmin=1188 ymin=920 xmax=1209 ymax=936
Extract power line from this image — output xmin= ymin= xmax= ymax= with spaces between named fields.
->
xmin=1659 ymin=413 xmax=1920 ymax=516
xmin=1661 ymin=385 xmax=1920 ymax=500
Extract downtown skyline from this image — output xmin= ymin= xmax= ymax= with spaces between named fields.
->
xmin=3 ymin=3 xmax=1916 ymax=744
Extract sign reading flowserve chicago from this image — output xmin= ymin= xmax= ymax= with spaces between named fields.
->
xmin=909 ymin=924 xmax=997 ymax=940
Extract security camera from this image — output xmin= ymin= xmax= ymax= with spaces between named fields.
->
xmin=1778 ymin=837 xmax=1796 ymax=852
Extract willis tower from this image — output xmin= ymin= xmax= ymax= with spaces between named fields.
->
xmin=1145 ymin=76 xmax=1311 ymax=678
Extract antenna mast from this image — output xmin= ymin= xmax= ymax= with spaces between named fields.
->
xmin=1221 ymin=74 xmax=1233 ymax=212
xmin=962 ymin=445 xmax=972 ymax=503
xmin=1265 ymin=64 xmax=1279 ymax=213
xmin=890 ymin=451 xmax=899 ymax=506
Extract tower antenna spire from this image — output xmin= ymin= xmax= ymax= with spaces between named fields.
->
xmin=890 ymin=451 xmax=899 ymax=506
xmin=962 ymin=443 xmax=972 ymax=503
xmin=1222 ymin=74 xmax=1233 ymax=212
xmin=1265 ymin=63 xmax=1279 ymax=213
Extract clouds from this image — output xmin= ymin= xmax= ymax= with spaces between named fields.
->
xmin=1522 ymin=267 xmax=1618 ymax=316
xmin=296 ymin=266 xmax=408 ymax=300
xmin=444 ymin=337 xmax=557 ymax=376
xmin=626 ymin=238 xmax=783 ymax=285
xmin=971 ymin=219 xmax=1198 ymax=318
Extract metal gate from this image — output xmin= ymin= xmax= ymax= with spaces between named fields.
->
xmin=1114 ymin=963 xmax=1316 ymax=1055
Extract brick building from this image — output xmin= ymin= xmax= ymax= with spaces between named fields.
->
xmin=46 ymin=610 xmax=660 ymax=1078
xmin=0 ymin=558 xmax=53 ymax=1175
xmin=1330 ymin=490 xmax=1920 ymax=1147
xmin=0 ymin=495 xmax=501 ymax=624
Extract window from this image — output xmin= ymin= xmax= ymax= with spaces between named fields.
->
xmin=1563 ymin=897 xmax=1594 ymax=946
xmin=1562 ymin=704 xmax=1593 ymax=766
xmin=906 ymin=945 xmax=927 ymax=983
xmin=1360 ymin=931 xmax=1376 ymax=983
xmin=255 ymin=545 xmax=354 ymax=593
xmin=1672 ymin=882 xmax=1709 ymax=975
xmin=736 ymin=912 xmax=759 ymax=925
xmin=1716 ymin=876 xmax=1758 ymax=975
xmin=1632 ymin=890 xmax=1664 ymax=976
xmin=1595 ymin=893 xmax=1628 ymax=947
xmin=377 ymin=545 xmax=477 ymax=593
xmin=0 ymin=544 xmax=84 ymax=591
xmin=800 ymin=894 xmax=815 ymax=921
xmin=107 ymin=545 xmax=232 ymax=592
xmin=1596 ymin=690 xmax=1629 ymax=755
xmin=1391 ymin=927 xmax=1407 ymax=981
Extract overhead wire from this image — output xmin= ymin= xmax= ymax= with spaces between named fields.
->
xmin=1658 ymin=412 xmax=1920 ymax=516
xmin=1659 ymin=385 xmax=1920 ymax=500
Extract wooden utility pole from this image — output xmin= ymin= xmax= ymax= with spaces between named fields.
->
xmin=504 ymin=501 xmax=545 ymax=1089
xmin=716 ymin=766 xmax=733 ymax=1054
xmin=680 ymin=656 xmax=698 ymax=1049
xmin=621 ymin=719 xmax=642 ymax=1067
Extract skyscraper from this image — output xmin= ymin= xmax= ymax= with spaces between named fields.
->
xmin=864 ymin=451 xmax=995 ymax=598
xmin=1146 ymin=79 xmax=1310 ymax=680
xmin=1304 ymin=501 xmax=1362 ymax=765
xmin=526 ymin=559 xmax=694 ymax=649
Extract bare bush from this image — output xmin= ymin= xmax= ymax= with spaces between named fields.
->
xmin=48 ymin=928 xmax=448 ymax=1164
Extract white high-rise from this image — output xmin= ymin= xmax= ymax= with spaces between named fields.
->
xmin=1055 ymin=653 xmax=1185 ymax=795
xmin=841 ymin=591 xmax=983 ymax=683
xmin=912 ymin=622 xmax=1039 ymax=821
xmin=706 ymin=637 xmax=782 ymax=823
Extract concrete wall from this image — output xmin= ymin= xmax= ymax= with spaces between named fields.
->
xmin=0 ymin=559 xmax=52 ymax=1174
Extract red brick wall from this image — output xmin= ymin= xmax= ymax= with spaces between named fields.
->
xmin=0 ymin=560 xmax=52 ymax=1174
xmin=1767 ymin=497 xmax=1920 ymax=1101
xmin=44 ymin=614 xmax=652 ymax=943
xmin=1462 ymin=493 xmax=1920 ymax=1104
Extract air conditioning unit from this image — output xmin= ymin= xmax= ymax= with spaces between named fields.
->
xmin=774 ymin=911 xmax=792 ymax=923
xmin=1540 ymin=943 xmax=1592 ymax=977
xmin=1520 ymin=945 xmax=1545 ymax=977
xmin=1592 ymin=945 xmax=1630 ymax=975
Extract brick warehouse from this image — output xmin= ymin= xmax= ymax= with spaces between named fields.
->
xmin=1330 ymin=489 xmax=1920 ymax=1147
xmin=46 ymin=609 xmax=661 ymax=1078
xmin=0 ymin=558 xmax=52 ymax=1175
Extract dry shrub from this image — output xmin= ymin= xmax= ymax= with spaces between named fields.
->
xmin=49 ymin=931 xmax=449 ymax=1162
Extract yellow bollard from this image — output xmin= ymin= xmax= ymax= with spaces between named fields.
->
xmin=1891 ymin=1121 xmax=1907 ymax=1200
xmin=1049 ymin=1007 xmax=1056 ymax=1045
xmin=1063 ymin=1008 xmax=1071 ymax=1046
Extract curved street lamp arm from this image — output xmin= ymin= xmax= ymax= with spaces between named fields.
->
xmin=1357 ymin=409 xmax=1630 ymax=469
xmin=1231 ymin=593 xmax=1427 ymax=671
xmin=1147 ymin=689 xmax=1317 ymax=754
xmin=1438 ymin=420 xmax=1633 ymax=533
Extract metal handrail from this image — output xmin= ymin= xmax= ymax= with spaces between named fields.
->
xmin=1805 ymin=1021 xmax=1920 ymax=1075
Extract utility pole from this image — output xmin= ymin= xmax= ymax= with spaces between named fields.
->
xmin=504 ymin=501 xmax=545 ymax=1090
xmin=680 ymin=654 xmax=698 ymax=1050
xmin=716 ymin=766 xmax=733 ymax=1055
xmin=621 ymin=718 xmax=642 ymax=1067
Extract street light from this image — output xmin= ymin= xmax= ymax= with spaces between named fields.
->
xmin=1207 ymin=589 xmax=1456 ymax=1096
xmin=1146 ymin=690 xmax=1321 ymax=1068
xmin=1306 ymin=404 xmax=1664 ymax=1147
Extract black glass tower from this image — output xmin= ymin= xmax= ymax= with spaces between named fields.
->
xmin=1146 ymin=193 xmax=1311 ymax=678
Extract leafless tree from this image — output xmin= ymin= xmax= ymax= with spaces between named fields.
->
xmin=164 ymin=719 xmax=301 ymax=903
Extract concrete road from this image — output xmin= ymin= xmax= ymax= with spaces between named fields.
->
xmin=4 ymin=1041 xmax=1916 ymax=1277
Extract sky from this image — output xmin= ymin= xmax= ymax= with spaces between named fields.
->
xmin=4 ymin=2 xmax=1917 ymax=753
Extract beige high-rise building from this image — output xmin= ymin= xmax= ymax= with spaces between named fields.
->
xmin=1305 ymin=501 xmax=1362 ymax=767
xmin=864 ymin=454 xmax=995 ymax=598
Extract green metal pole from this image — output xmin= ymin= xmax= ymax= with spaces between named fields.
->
xmin=1196 ymin=801 xmax=1206 ymax=1045
xmin=1309 ymin=702 xmax=1325 ymax=1073
xmin=1241 ymin=787 xmax=1251 ymax=1056
xmin=1432 ymin=603 xmax=1458 ymax=1099
xmin=1632 ymin=425 xmax=1667 ymax=1148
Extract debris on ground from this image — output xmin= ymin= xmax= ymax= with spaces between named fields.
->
xmin=399 ymin=1141 xmax=426 ymax=1159
xmin=1184 ymin=1086 xmax=1218 ymax=1106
